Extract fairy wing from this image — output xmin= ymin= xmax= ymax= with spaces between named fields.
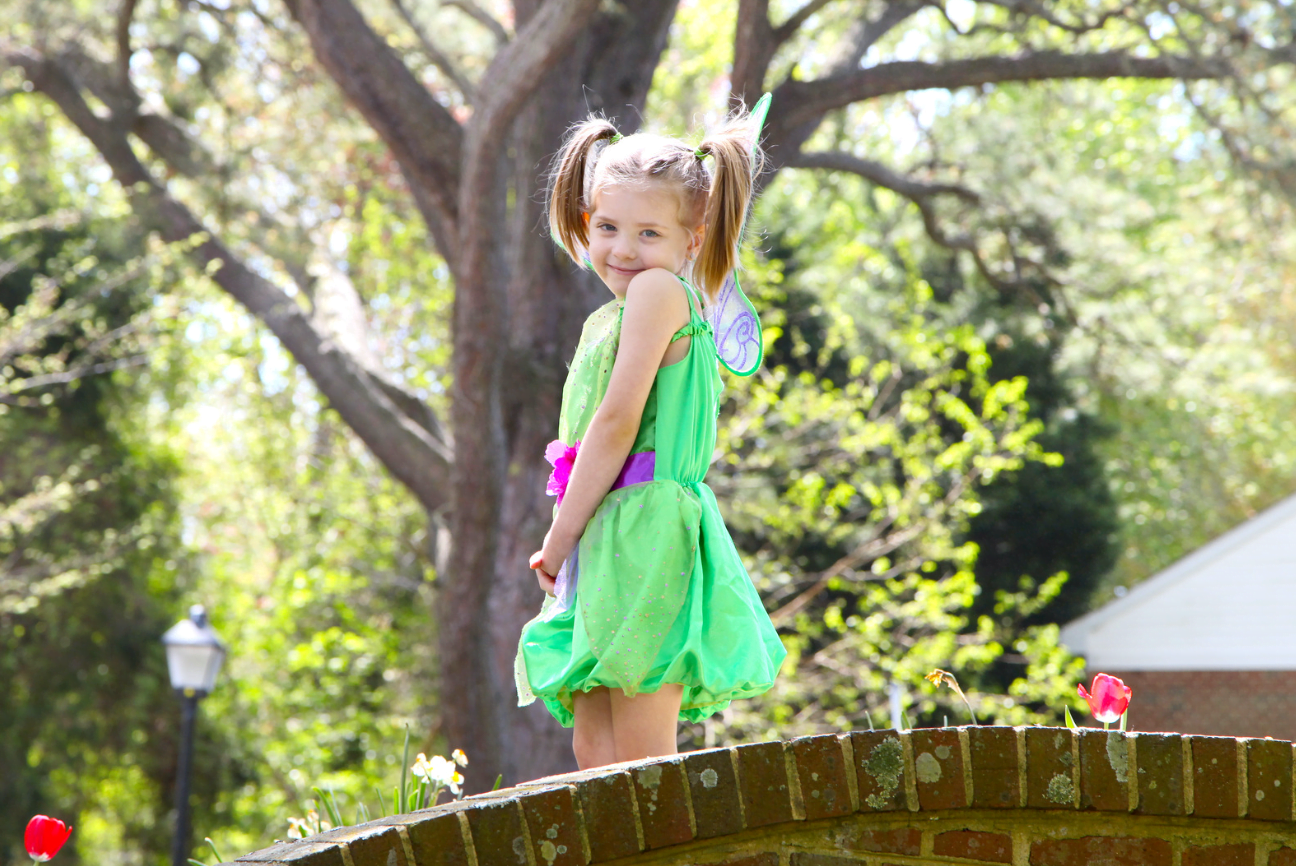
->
xmin=706 ymin=92 xmax=771 ymax=377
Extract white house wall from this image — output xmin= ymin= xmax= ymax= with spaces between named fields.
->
xmin=1060 ymin=494 xmax=1296 ymax=670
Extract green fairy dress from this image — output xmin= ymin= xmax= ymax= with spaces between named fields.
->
xmin=514 ymin=278 xmax=787 ymax=727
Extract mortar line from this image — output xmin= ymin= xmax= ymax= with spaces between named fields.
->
xmin=1127 ymin=733 xmax=1139 ymax=813
xmin=782 ymin=740 xmax=807 ymax=821
xmin=839 ymin=733 xmax=860 ymax=812
xmin=1183 ymin=736 xmax=1195 ymax=816
xmin=1014 ymin=727 xmax=1027 ymax=809
xmin=727 ymin=746 xmax=747 ymax=827
xmin=677 ymin=756 xmax=698 ymax=837
xmin=336 ymin=843 xmax=356 ymax=866
xmin=1237 ymin=738 xmax=1249 ymax=818
xmin=900 ymin=730 xmax=919 ymax=812
xmin=394 ymin=825 xmax=416 ymax=866
xmin=566 ymin=783 xmax=593 ymax=864
xmin=624 ymin=770 xmax=648 ymax=853
xmin=456 ymin=812 xmax=480 ymax=866
xmin=1070 ymin=729 xmax=1081 ymax=810
xmin=958 ymin=726 xmax=973 ymax=807
xmin=514 ymin=799 xmax=538 ymax=866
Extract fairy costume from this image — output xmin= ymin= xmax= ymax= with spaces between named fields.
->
xmin=514 ymin=276 xmax=786 ymax=725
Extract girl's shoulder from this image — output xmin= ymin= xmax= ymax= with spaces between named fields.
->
xmin=624 ymin=269 xmax=697 ymax=322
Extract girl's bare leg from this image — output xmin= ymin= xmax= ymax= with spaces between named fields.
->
xmin=609 ymin=684 xmax=683 ymax=764
xmin=572 ymin=687 xmax=617 ymax=769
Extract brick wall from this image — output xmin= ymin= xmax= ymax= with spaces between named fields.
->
xmin=231 ymin=727 xmax=1296 ymax=866
xmin=1108 ymin=670 xmax=1296 ymax=741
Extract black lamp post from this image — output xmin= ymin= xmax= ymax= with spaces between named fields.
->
xmin=163 ymin=605 xmax=226 ymax=866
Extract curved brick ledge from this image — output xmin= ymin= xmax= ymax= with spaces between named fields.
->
xmin=232 ymin=727 xmax=1296 ymax=866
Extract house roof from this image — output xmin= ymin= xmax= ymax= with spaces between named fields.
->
xmin=1059 ymin=491 xmax=1296 ymax=671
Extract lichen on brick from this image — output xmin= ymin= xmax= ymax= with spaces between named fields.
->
xmin=1105 ymin=731 xmax=1128 ymax=783
xmin=1045 ymin=772 xmax=1074 ymax=805
xmin=916 ymin=752 xmax=942 ymax=783
xmin=862 ymin=736 xmax=904 ymax=808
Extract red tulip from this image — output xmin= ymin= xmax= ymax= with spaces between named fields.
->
xmin=25 ymin=815 xmax=72 ymax=863
xmin=1078 ymin=673 xmax=1132 ymax=725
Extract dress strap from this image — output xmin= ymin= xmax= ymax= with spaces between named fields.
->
xmin=675 ymin=275 xmax=703 ymax=317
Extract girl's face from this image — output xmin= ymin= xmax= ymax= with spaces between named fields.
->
xmin=587 ymin=184 xmax=702 ymax=298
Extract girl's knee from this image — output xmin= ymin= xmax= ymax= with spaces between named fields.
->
xmin=572 ymin=725 xmax=614 ymax=769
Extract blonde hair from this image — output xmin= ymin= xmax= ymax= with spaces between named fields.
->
xmin=547 ymin=109 xmax=762 ymax=302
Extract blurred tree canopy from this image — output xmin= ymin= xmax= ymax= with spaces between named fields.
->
xmin=2 ymin=0 xmax=1296 ymax=861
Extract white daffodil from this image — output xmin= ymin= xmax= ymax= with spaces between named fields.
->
xmin=411 ymin=752 xmax=465 ymax=795
xmin=452 ymin=748 xmax=468 ymax=767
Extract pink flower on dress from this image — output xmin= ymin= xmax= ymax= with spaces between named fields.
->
xmin=544 ymin=440 xmax=580 ymax=505
xmin=1078 ymin=673 xmax=1132 ymax=724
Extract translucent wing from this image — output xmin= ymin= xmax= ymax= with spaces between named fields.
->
xmin=707 ymin=270 xmax=763 ymax=376
xmin=706 ymin=92 xmax=771 ymax=377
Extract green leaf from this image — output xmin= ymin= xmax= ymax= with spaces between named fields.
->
xmin=1064 ymin=706 xmax=1077 ymax=730
xmin=492 ymin=774 xmax=504 ymax=791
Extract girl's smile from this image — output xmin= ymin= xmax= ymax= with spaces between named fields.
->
xmin=587 ymin=186 xmax=701 ymax=297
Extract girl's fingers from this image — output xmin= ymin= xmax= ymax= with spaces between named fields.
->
xmin=535 ymin=569 xmax=557 ymax=595
xmin=529 ymin=550 xmax=546 ymax=570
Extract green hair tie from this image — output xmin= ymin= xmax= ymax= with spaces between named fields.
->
xmin=609 ymin=132 xmax=622 ymax=144
xmin=694 ymin=146 xmax=707 ymax=160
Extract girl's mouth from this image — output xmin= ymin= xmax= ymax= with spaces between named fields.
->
xmin=607 ymin=264 xmax=642 ymax=277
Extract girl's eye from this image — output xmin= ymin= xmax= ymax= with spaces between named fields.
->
xmin=642 ymin=230 xmax=659 ymax=238
xmin=596 ymin=223 xmax=615 ymax=232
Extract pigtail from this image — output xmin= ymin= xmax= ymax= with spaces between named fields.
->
xmin=548 ymin=118 xmax=620 ymax=265
xmin=692 ymin=114 xmax=761 ymax=302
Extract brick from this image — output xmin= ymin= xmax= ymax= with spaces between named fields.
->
xmin=1191 ymin=736 xmax=1241 ymax=818
xmin=789 ymin=734 xmax=852 ymax=820
xmin=574 ymin=771 xmax=642 ymax=862
xmin=1134 ymin=733 xmax=1185 ymax=816
xmin=1078 ymin=730 xmax=1130 ymax=811
xmin=1248 ymin=738 xmax=1293 ymax=822
xmin=237 ymin=843 xmax=347 ymax=866
xmin=345 ymin=829 xmax=408 ymax=866
xmin=1029 ymin=836 xmax=1172 ymax=866
xmin=405 ymin=812 xmax=472 ymax=866
xmin=463 ymin=798 xmax=529 ymax=866
xmin=836 ymin=827 xmax=921 ymax=856
xmin=700 ymin=856 xmax=779 ymax=866
xmin=933 ymin=830 xmax=1013 ymax=863
xmin=683 ymin=748 xmax=744 ymax=839
xmin=631 ymin=757 xmax=693 ymax=849
xmin=910 ymin=728 xmax=967 ymax=810
xmin=851 ymin=731 xmax=907 ymax=812
xmin=1183 ymin=843 xmax=1253 ymax=866
xmin=736 ymin=740 xmax=795 ymax=828
xmin=1025 ymin=727 xmax=1076 ymax=809
xmin=1271 ymin=849 xmax=1296 ymax=866
xmin=970 ymin=726 xmax=1019 ymax=808
xmin=518 ymin=786 xmax=584 ymax=866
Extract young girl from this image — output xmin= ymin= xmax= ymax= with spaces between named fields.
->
xmin=514 ymin=107 xmax=786 ymax=770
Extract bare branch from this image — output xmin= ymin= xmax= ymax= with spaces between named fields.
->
xmin=284 ymin=0 xmax=464 ymax=264
xmin=444 ymin=0 xmax=510 ymax=45
xmin=772 ymin=0 xmax=836 ymax=45
xmin=732 ymin=0 xmax=775 ymax=102
xmin=115 ymin=0 xmax=139 ymax=86
xmin=790 ymin=149 xmax=980 ymax=202
xmin=3 ymin=44 xmax=455 ymax=511
xmin=776 ymin=48 xmax=1234 ymax=129
xmin=827 ymin=0 xmax=928 ymax=74
xmin=389 ymin=0 xmax=476 ymax=101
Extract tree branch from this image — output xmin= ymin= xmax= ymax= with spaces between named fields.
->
xmin=388 ymin=0 xmax=476 ymax=101
xmin=4 ymin=44 xmax=454 ymax=512
xmin=283 ymin=0 xmax=464 ymax=265
xmin=826 ymin=0 xmax=928 ymax=74
xmin=791 ymin=150 xmax=980 ymax=203
xmin=732 ymin=0 xmax=775 ymax=103
xmin=775 ymin=48 xmax=1234 ymax=129
xmin=445 ymin=0 xmax=510 ymax=45
xmin=115 ymin=0 xmax=139 ymax=87
xmin=772 ymin=0 xmax=836 ymax=45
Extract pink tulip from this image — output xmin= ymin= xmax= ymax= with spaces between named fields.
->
xmin=25 ymin=815 xmax=72 ymax=863
xmin=1078 ymin=673 xmax=1132 ymax=725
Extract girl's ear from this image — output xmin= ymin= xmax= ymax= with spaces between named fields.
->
xmin=688 ymin=225 xmax=706 ymax=260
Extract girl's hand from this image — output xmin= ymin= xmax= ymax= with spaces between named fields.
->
xmin=529 ymin=550 xmax=557 ymax=596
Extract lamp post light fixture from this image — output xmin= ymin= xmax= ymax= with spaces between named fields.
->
xmin=163 ymin=604 xmax=226 ymax=866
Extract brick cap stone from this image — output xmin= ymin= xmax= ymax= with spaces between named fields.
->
xmin=228 ymin=727 xmax=1296 ymax=866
